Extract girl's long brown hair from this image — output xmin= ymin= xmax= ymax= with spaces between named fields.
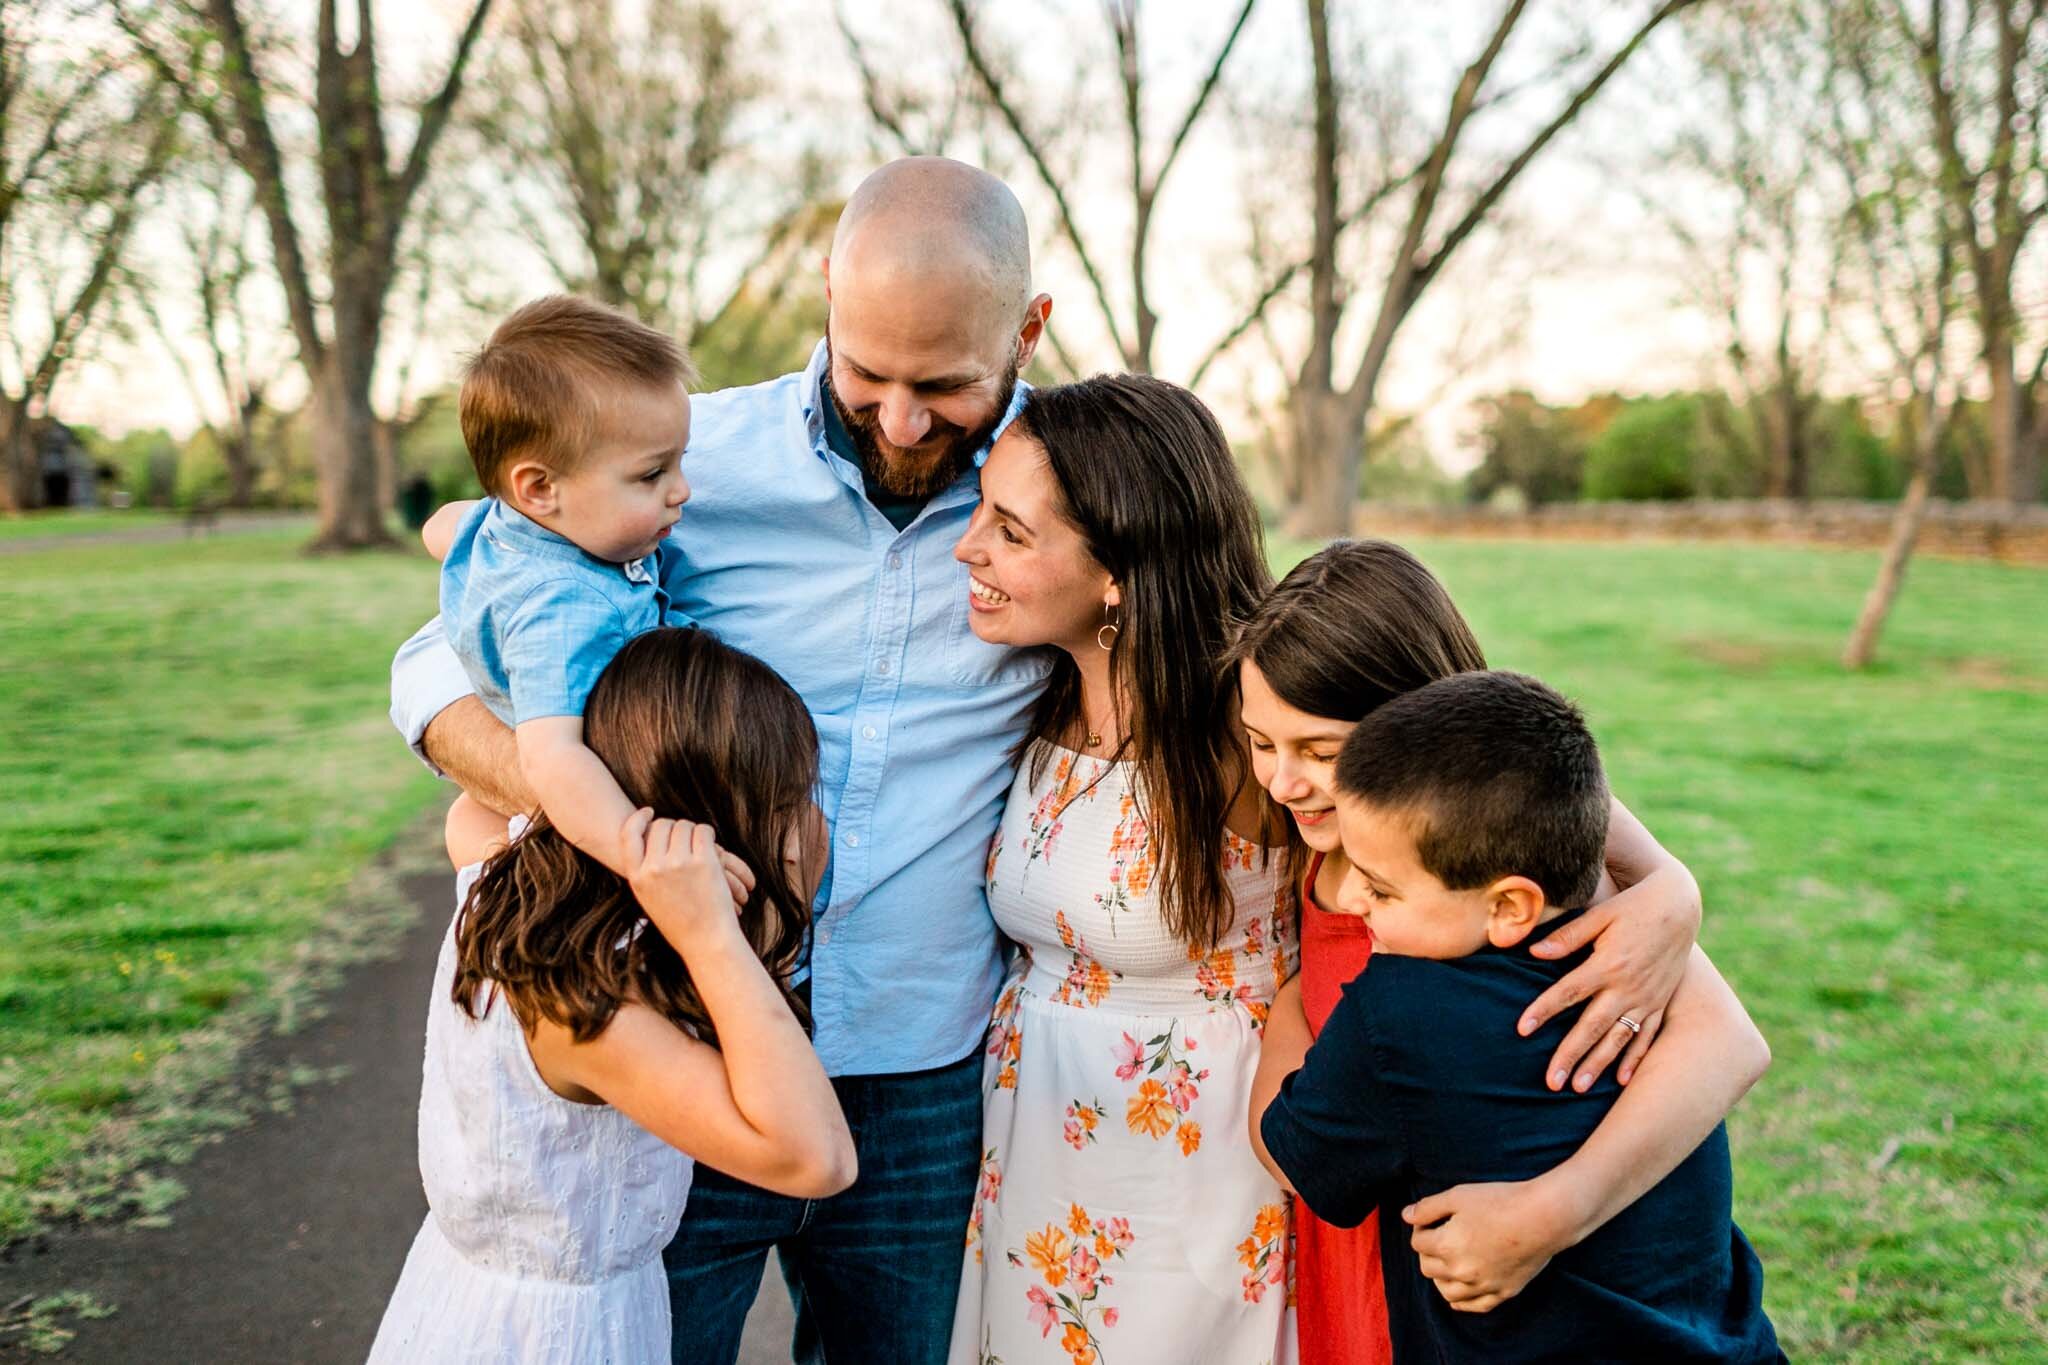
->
xmin=1014 ymin=374 xmax=1275 ymax=950
xmin=452 ymin=627 xmax=818 ymax=1045
xmin=1222 ymin=539 xmax=1488 ymax=884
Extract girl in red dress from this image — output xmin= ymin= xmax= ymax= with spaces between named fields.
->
xmin=1229 ymin=540 xmax=1484 ymax=1365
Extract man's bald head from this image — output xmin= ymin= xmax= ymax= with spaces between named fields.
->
xmin=822 ymin=158 xmax=1050 ymax=501
xmin=830 ymin=157 xmax=1033 ymax=325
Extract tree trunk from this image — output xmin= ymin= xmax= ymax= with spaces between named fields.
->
xmin=1283 ymin=387 xmax=1358 ymax=539
xmin=220 ymin=427 xmax=257 ymax=508
xmin=1984 ymin=328 xmax=2031 ymax=504
xmin=1842 ymin=465 xmax=1933 ymax=668
xmin=0 ymin=401 xmax=40 ymax=512
xmin=1843 ymin=398 xmax=1945 ymax=668
xmin=306 ymin=354 xmax=394 ymax=551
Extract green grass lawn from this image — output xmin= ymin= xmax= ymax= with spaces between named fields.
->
xmin=0 ymin=531 xmax=444 ymax=1240
xmin=1 ymin=527 xmax=2041 ymax=1359
xmin=1265 ymin=535 xmax=2045 ymax=1362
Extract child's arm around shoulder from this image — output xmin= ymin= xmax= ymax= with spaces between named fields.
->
xmin=528 ymin=813 xmax=855 ymax=1199
xmin=517 ymin=716 xmax=637 ymax=875
xmin=422 ymin=498 xmax=481 ymax=561
xmin=1249 ymin=968 xmax=1408 ymax=1228
xmin=1249 ymin=975 xmax=1312 ymax=1191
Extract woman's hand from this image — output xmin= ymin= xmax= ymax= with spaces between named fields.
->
xmin=1403 ymin=1176 xmax=1583 ymax=1313
xmin=621 ymin=809 xmax=739 ymax=946
xmin=1519 ymin=864 xmax=1698 ymax=1092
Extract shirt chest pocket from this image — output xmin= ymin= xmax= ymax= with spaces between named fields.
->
xmin=902 ymin=527 xmax=1054 ymax=688
xmin=945 ymin=608 xmax=1056 ymax=687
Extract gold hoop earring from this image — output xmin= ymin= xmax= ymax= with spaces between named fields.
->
xmin=1096 ymin=603 xmax=1121 ymax=652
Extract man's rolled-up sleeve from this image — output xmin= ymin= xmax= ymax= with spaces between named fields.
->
xmin=390 ymin=615 xmax=476 ymax=776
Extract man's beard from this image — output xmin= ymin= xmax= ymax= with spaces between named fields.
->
xmin=826 ymin=342 xmax=1020 ymax=501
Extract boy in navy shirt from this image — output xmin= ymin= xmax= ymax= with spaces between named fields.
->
xmin=1252 ymin=670 xmax=1782 ymax=1363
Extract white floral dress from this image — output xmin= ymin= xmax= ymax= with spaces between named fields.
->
xmin=949 ymin=744 xmax=1298 ymax=1365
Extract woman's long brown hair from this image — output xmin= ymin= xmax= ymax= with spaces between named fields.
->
xmin=1014 ymin=374 xmax=1275 ymax=950
xmin=1221 ymin=539 xmax=1488 ymax=885
xmin=452 ymin=627 xmax=818 ymax=1045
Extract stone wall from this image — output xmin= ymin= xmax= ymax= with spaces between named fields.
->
xmin=1350 ymin=499 xmax=2048 ymax=566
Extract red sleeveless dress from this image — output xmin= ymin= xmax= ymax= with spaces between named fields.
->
xmin=1294 ymin=852 xmax=1394 ymax=1365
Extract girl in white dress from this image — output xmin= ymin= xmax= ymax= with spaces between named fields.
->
xmin=370 ymin=627 xmax=854 ymax=1363
xmin=948 ymin=376 xmax=1296 ymax=1364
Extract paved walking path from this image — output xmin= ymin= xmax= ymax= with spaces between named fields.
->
xmin=0 ymin=513 xmax=314 ymax=555
xmin=0 ymin=854 xmax=793 ymax=1362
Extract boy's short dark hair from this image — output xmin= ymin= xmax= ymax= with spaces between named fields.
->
xmin=459 ymin=294 xmax=696 ymax=497
xmin=1333 ymin=670 xmax=1609 ymax=908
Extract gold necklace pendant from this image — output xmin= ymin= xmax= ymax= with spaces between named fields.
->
xmin=1086 ymin=730 xmax=1103 ymax=748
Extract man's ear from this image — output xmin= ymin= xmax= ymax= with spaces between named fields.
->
xmin=821 ymin=254 xmax=832 ymax=303
xmin=505 ymin=461 xmax=559 ymax=519
xmin=1014 ymin=293 xmax=1053 ymax=370
xmin=1484 ymin=876 xmax=1549 ymax=948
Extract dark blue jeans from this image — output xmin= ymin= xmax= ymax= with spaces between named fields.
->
xmin=663 ymin=1047 xmax=982 ymax=1364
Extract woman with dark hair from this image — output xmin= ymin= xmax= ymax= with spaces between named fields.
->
xmin=1233 ymin=541 xmax=1769 ymax=1364
xmin=944 ymin=374 xmax=1295 ymax=1362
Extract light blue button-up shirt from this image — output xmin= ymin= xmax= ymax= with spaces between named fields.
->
xmin=390 ymin=340 xmax=1050 ymax=1075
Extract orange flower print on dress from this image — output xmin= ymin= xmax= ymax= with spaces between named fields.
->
xmin=1051 ymin=910 xmax=1119 ymax=1008
xmin=1022 ymin=752 xmax=1100 ymax=869
xmin=1063 ymin=1098 xmax=1105 ymax=1150
xmin=965 ymin=1148 xmax=1003 ymax=1265
xmin=1092 ymin=792 xmax=1156 ymax=927
xmin=1125 ymin=1079 xmax=1174 ymax=1139
xmin=986 ymin=984 xmax=1024 ymax=1089
xmin=1006 ymin=1206 xmax=1132 ymax=1361
xmin=1115 ymin=1023 xmax=1210 ymax=1155
xmin=1221 ymin=829 xmax=1259 ymax=873
xmin=1235 ymin=1202 xmax=1291 ymax=1304
xmin=1026 ymin=1226 xmax=1072 ymax=1287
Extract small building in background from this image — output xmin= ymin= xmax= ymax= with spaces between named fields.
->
xmin=35 ymin=420 xmax=105 ymax=509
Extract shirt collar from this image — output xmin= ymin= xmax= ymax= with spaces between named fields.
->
xmin=483 ymin=498 xmax=654 ymax=583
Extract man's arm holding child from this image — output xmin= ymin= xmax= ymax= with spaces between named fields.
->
xmin=1404 ymin=946 xmax=1769 ymax=1313
xmin=425 ymin=696 xmax=535 ymax=816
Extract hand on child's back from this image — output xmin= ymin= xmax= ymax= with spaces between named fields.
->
xmin=621 ymin=809 xmax=741 ymax=943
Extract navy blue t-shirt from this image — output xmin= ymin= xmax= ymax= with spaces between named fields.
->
xmin=1261 ymin=909 xmax=1783 ymax=1363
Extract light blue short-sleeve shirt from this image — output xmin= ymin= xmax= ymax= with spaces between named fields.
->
xmin=440 ymin=498 xmax=678 ymax=727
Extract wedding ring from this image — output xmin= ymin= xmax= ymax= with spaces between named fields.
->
xmin=1615 ymin=1016 xmax=1641 ymax=1035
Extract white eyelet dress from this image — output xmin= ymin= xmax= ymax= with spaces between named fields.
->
xmin=368 ymin=864 xmax=693 ymax=1364
xmin=949 ymin=745 xmax=1299 ymax=1365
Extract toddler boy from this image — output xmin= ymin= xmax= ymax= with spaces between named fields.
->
xmin=423 ymin=294 xmax=694 ymax=874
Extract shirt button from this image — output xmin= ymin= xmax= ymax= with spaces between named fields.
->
xmin=888 ymin=553 xmax=903 ymax=570
xmin=844 ymin=832 xmax=861 ymax=848
xmin=862 ymin=724 xmax=877 ymax=740
xmin=876 ymin=660 xmax=892 ymax=677
xmin=819 ymin=926 xmax=833 ymax=945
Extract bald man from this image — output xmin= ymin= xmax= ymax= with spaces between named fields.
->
xmin=388 ymin=158 xmax=1055 ymax=1363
